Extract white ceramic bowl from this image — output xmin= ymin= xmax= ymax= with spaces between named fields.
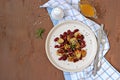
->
xmin=45 ymin=20 xmax=97 ymax=72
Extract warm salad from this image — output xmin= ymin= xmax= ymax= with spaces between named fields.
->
xmin=54 ymin=29 xmax=87 ymax=62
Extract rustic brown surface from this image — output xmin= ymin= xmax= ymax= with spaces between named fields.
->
xmin=0 ymin=0 xmax=120 ymax=80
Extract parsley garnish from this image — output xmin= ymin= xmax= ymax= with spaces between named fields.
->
xmin=36 ymin=28 xmax=45 ymax=39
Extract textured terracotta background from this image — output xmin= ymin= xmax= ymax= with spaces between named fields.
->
xmin=0 ymin=0 xmax=120 ymax=80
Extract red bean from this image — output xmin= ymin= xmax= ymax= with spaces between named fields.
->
xmin=54 ymin=37 xmax=59 ymax=41
xmin=58 ymin=56 xmax=63 ymax=60
xmin=57 ymin=49 xmax=64 ymax=53
xmin=60 ymin=34 xmax=64 ymax=38
xmin=80 ymin=40 xmax=86 ymax=48
xmin=77 ymin=35 xmax=84 ymax=40
xmin=73 ymin=29 xmax=79 ymax=33
xmin=80 ymin=35 xmax=84 ymax=40
xmin=73 ymin=58 xmax=79 ymax=62
xmin=58 ymin=55 xmax=67 ymax=60
xmin=54 ymin=45 xmax=59 ymax=48
xmin=69 ymin=32 xmax=74 ymax=38
xmin=62 ymin=55 xmax=67 ymax=60
xmin=67 ymin=30 xmax=71 ymax=35
xmin=63 ymin=32 xmax=67 ymax=36
xmin=60 ymin=44 xmax=64 ymax=47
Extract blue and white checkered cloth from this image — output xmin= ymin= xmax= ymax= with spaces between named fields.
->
xmin=40 ymin=0 xmax=120 ymax=80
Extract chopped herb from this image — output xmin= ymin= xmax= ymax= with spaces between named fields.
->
xmin=36 ymin=28 xmax=45 ymax=39
xmin=70 ymin=44 xmax=76 ymax=50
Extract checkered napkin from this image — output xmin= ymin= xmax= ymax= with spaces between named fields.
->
xmin=40 ymin=0 xmax=120 ymax=80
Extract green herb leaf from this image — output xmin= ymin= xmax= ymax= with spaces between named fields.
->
xmin=70 ymin=44 xmax=76 ymax=50
xmin=36 ymin=28 xmax=45 ymax=39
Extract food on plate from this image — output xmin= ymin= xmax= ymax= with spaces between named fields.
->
xmin=54 ymin=29 xmax=87 ymax=63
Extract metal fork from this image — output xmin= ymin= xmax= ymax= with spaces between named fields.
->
xmin=97 ymin=25 xmax=109 ymax=71
xmin=92 ymin=24 xmax=104 ymax=76
xmin=93 ymin=24 xmax=109 ymax=76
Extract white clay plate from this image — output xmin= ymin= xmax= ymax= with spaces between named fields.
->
xmin=45 ymin=20 xmax=97 ymax=72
